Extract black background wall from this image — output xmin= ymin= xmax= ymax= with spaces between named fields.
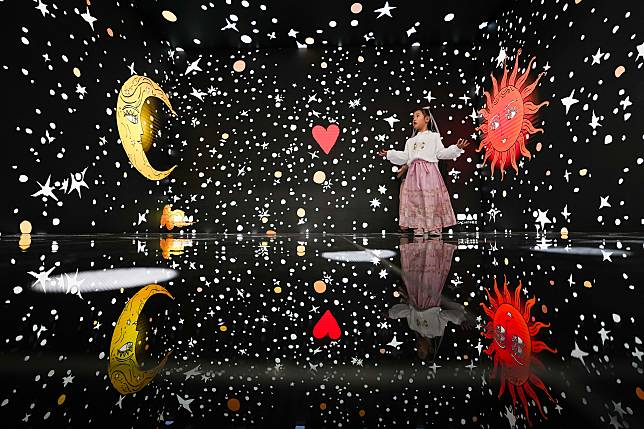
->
xmin=1 ymin=0 xmax=642 ymax=234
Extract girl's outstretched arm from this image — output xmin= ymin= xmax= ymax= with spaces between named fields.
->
xmin=377 ymin=140 xmax=410 ymax=165
xmin=436 ymin=137 xmax=470 ymax=160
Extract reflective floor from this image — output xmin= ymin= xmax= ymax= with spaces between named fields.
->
xmin=0 ymin=232 xmax=642 ymax=428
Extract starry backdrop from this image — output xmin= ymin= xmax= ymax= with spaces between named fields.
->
xmin=2 ymin=1 xmax=641 ymax=234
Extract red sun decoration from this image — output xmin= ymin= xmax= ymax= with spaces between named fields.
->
xmin=476 ymin=49 xmax=549 ymax=178
xmin=480 ymin=276 xmax=557 ymax=426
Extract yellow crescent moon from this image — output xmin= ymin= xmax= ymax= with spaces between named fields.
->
xmin=116 ymin=75 xmax=177 ymax=181
xmin=108 ymin=284 xmax=174 ymax=395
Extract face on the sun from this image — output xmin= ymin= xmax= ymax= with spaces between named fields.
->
xmin=492 ymin=303 xmax=531 ymax=383
xmin=487 ymin=87 xmax=525 ymax=152
xmin=412 ymin=110 xmax=430 ymax=131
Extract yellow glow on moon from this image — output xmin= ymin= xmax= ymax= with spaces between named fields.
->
xmin=116 ymin=75 xmax=177 ymax=181
xmin=73 ymin=67 xmax=81 ymax=77
xmin=233 ymin=60 xmax=246 ymax=72
xmin=108 ymin=284 xmax=174 ymax=395
xmin=162 ymin=10 xmax=177 ymax=22
xmin=313 ymin=171 xmax=326 ymax=184
xmin=19 ymin=220 xmax=32 ymax=234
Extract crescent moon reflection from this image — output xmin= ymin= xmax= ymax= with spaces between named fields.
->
xmin=108 ymin=284 xmax=174 ymax=395
xmin=116 ymin=75 xmax=177 ymax=181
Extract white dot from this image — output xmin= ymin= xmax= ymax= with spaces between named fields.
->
xmin=444 ymin=13 xmax=455 ymax=22
xmin=237 ymin=225 xmax=244 ymax=232
xmin=19 ymin=175 xmax=28 ymax=183
xmin=612 ymin=313 xmax=621 ymax=323
xmin=350 ymin=20 xmax=358 ymax=27
xmin=230 ymin=14 xmax=238 ymax=22
xmin=241 ymin=0 xmax=249 ymax=6
xmin=193 ymin=38 xmax=201 ymax=45
xmin=329 ymin=21 xmax=337 ymax=27
xmin=13 ymin=286 xmax=22 ymax=295
xmin=241 ymin=35 xmax=252 ymax=44
xmin=52 ymin=218 xmax=60 ymax=226
xmin=21 ymin=37 xmax=29 ymax=45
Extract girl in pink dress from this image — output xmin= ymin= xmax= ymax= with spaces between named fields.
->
xmin=378 ymin=107 xmax=469 ymax=237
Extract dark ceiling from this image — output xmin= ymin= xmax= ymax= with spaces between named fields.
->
xmin=140 ymin=0 xmax=510 ymax=50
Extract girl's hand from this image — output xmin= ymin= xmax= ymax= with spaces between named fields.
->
xmin=396 ymin=164 xmax=408 ymax=178
xmin=456 ymin=138 xmax=470 ymax=149
xmin=377 ymin=149 xmax=388 ymax=158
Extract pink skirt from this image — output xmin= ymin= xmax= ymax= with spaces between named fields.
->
xmin=399 ymin=160 xmax=457 ymax=231
xmin=401 ymin=240 xmax=456 ymax=309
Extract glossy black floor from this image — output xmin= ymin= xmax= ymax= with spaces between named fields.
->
xmin=0 ymin=232 xmax=642 ymax=428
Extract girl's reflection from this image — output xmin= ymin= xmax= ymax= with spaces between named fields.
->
xmin=389 ymin=237 xmax=473 ymax=361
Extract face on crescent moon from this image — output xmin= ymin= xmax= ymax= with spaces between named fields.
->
xmin=108 ymin=284 xmax=174 ymax=395
xmin=116 ymin=75 xmax=178 ymax=181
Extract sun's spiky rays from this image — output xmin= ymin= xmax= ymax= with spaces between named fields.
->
xmin=476 ymin=49 xmax=549 ymax=179
xmin=480 ymin=276 xmax=557 ymax=426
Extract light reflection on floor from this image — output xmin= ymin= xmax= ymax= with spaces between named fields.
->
xmin=1 ymin=233 xmax=642 ymax=428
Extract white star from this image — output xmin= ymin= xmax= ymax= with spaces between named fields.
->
xmin=571 ymin=341 xmax=589 ymax=369
xmin=35 ymin=0 xmax=49 ymax=17
xmin=619 ymin=96 xmax=632 ymax=110
xmin=80 ymin=7 xmax=97 ymax=31
xmin=137 ymin=212 xmax=147 ymax=225
xmin=387 ymin=334 xmax=403 ymax=348
xmin=287 ymin=29 xmax=299 ymax=38
xmin=185 ymin=57 xmax=202 ymax=75
xmin=374 ymin=2 xmax=397 ymax=19
xmin=425 ymin=90 xmax=436 ymax=105
xmin=128 ymin=62 xmax=136 ymax=75
xmin=535 ymin=209 xmax=551 ymax=229
xmin=496 ymin=48 xmax=507 ymax=67
xmin=370 ymin=198 xmax=381 ymax=209
xmin=378 ymin=269 xmax=388 ymax=279
xmin=636 ymin=42 xmax=644 ymax=61
xmin=190 ymin=87 xmax=206 ymax=101
xmin=75 ymin=83 xmax=87 ymax=97
xmin=383 ymin=114 xmax=399 ymax=129
xmin=183 ymin=365 xmax=202 ymax=380
xmin=31 ymin=175 xmax=58 ymax=201
xmin=599 ymin=195 xmax=611 ymax=209
xmin=62 ymin=374 xmax=74 ymax=387
xmin=177 ymin=394 xmax=194 ymax=414
xmin=561 ymin=89 xmax=579 ymax=115
xmin=601 ymin=249 xmax=613 ymax=262
xmin=221 ymin=18 xmax=238 ymax=32
xmin=589 ymin=110 xmax=602 ymax=129
xmin=378 ymin=185 xmax=387 ymax=194
xmin=561 ymin=204 xmax=571 ymax=220
xmin=591 ymin=48 xmax=604 ymax=65
xmin=567 ymin=274 xmax=575 ymax=288
xmin=598 ymin=327 xmax=610 ymax=345
xmin=115 ymin=395 xmax=124 ymax=409
xmin=564 ymin=170 xmax=571 ymax=182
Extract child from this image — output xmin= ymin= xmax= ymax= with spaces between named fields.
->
xmin=388 ymin=238 xmax=472 ymax=361
xmin=378 ymin=107 xmax=469 ymax=237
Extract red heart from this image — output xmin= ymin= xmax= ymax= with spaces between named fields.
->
xmin=312 ymin=124 xmax=340 ymax=155
xmin=312 ymin=309 xmax=342 ymax=340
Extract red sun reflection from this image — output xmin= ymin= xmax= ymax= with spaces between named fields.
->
xmin=476 ymin=49 xmax=549 ymax=178
xmin=480 ymin=276 xmax=557 ymax=426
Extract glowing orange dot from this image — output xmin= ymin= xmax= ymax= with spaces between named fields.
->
xmin=636 ymin=386 xmax=644 ymax=400
xmin=219 ymin=325 xmax=227 ymax=332
xmin=106 ymin=28 xmax=114 ymax=37
xmin=233 ymin=60 xmax=246 ymax=72
xmin=227 ymin=398 xmax=240 ymax=412
xmin=549 ymin=280 xmax=555 ymax=286
xmin=583 ymin=281 xmax=592 ymax=288
xmin=358 ymin=409 xmax=366 ymax=417
xmin=57 ymin=394 xmax=66 ymax=405
xmin=313 ymin=280 xmax=327 ymax=294
xmin=541 ymin=304 xmax=548 ymax=313
xmin=351 ymin=3 xmax=362 ymax=13
xmin=615 ymin=66 xmax=625 ymax=78
xmin=19 ymin=220 xmax=32 ymax=234
xmin=266 ymin=230 xmax=276 ymax=236
xmin=320 ymin=402 xmax=327 ymax=410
